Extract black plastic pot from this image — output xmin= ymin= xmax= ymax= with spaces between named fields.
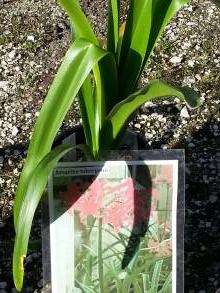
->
xmin=53 ymin=125 xmax=147 ymax=152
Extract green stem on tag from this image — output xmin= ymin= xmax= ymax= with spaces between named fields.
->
xmin=98 ymin=217 xmax=104 ymax=292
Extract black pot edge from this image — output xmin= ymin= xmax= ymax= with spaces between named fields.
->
xmin=53 ymin=125 xmax=147 ymax=151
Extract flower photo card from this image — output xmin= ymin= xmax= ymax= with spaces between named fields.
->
xmin=42 ymin=153 xmax=184 ymax=293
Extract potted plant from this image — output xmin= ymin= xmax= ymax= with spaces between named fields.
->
xmin=12 ymin=0 xmax=201 ymax=291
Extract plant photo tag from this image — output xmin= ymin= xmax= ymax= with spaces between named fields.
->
xmin=44 ymin=159 xmax=181 ymax=293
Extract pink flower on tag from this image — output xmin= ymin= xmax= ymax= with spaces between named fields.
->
xmin=73 ymin=178 xmax=106 ymax=219
xmin=59 ymin=177 xmax=152 ymax=232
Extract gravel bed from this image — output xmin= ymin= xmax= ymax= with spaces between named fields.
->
xmin=0 ymin=0 xmax=220 ymax=292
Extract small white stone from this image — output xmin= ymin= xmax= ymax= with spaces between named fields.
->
xmin=195 ymin=74 xmax=201 ymax=81
xmin=13 ymin=168 xmax=19 ymax=175
xmin=180 ymin=106 xmax=190 ymax=118
xmin=0 ymin=178 xmax=5 ymax=184
xmin=188 ymin=60 xmax=194 ymax=67
xmin=208 ymin=8 xmax=214 ymax=14
xmin=8 ymin=50 xmax=16 ymax=59
xmin=141 ymin=114 xmax=148 ymax=120
xmin=157 ymin=115 xmax=164 ymax=122
xmin=174 ymin=98 xmax=181 ymax=103
xmin=170 ymin=56 xmax=182 ymax=64
xmin=184 ymin=76 xmax=196 ymax=84
xmin=205 ymin=69 xmax=211 ymax=76
xmin=11 ymin=126 xmax=18 ymax=136
xmin=161 ymin=144 xmax=168 ymax=150
xmin=27 ymin=35 xmax=35 ymax=42
xmin=144 ymin=101 xmax=156 ymax=107
xmin=25 ymin=113 xmax=32 ymax=119
xmin=134 ymin=123 xmax=141 ymax=129
xmin=186 ymin=22 xmax=195 ymax=26
xmin=0 ymin=81 xmax=9 ymax=90
xmin=146 ymin=133 xmax=153 ymax=139
xmin=182 ymin=42 xmax=191 ymax=49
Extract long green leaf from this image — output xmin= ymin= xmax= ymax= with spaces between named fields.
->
xmin=92 ymin=56 xmax=118 ymax=128
xmin=119 ymin=0 xmax=190 ymax=97
xmin=59 ymin=0 xmax=100 ymax=156
xmin=119 ymin=0 xmax=153 ymax=97
xmin=78 ymin=56 xmax=118 ymax=157
xmin=59 ymin=0 xmax=98 ymax=44
xmin=159 ymin=272 xmax=172 ymax=293
xmin=14 ymin=39 xmax=109 ymax=226
xmin=142 ymin=273 xmax=150 ymax=292
xmin=150 ymin=259 xmax=163 ymax=293
xmin=133 ymin=279 xmax=142 ymax=293
xmin=59 ymin=0 xmax=107 ymax=127
xmin=59 ymin=0 xmax=118 ymax=134
xmin=140 ymin=0 xmax=190 ymax=77
xmin=100 ymin=79 xmax=200 ymax=150
xmin=107 ymin=0 xmax=119 ymax=54
xmin=13 ymin=144 xmax=73 ymax=291
xmin=97 ymin=54 xmax=118 ymax=115
xmin=78 ymin=76 xmax=99 ymax=157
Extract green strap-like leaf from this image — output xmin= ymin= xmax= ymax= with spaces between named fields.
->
xmin=150 ymin=260 xmax=163 ymax=293
xmin=97 ymin=54 xmax=118 ymax=115
xmin=14 ymin=39 xmax=109 ymax=226
xmin=59 ymin=0 xmax=100 ymax=156
xmin=59 ymin=0 xmax=98 ymax=44
xmin=78 ymin=76 xmax=98 ymax=156
xmin=100 ymin=79 xmax=200 ymax=150
xmin=118 ymin=0 xmax=190 ymax=97
xmin=158 ymin=272 xmax=172 ymax=293
xmin=140 ymin=0 xmax=190 ymax=77
xmin=119 ymin=0 xmax=153 ymax=97
xmin=59 ymin=0 xmax=118 ymax=134
xmin=13 ymin=144 xmax=74 ymax=291
xmin=107 ymin=0 xmax=119 ymax=55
